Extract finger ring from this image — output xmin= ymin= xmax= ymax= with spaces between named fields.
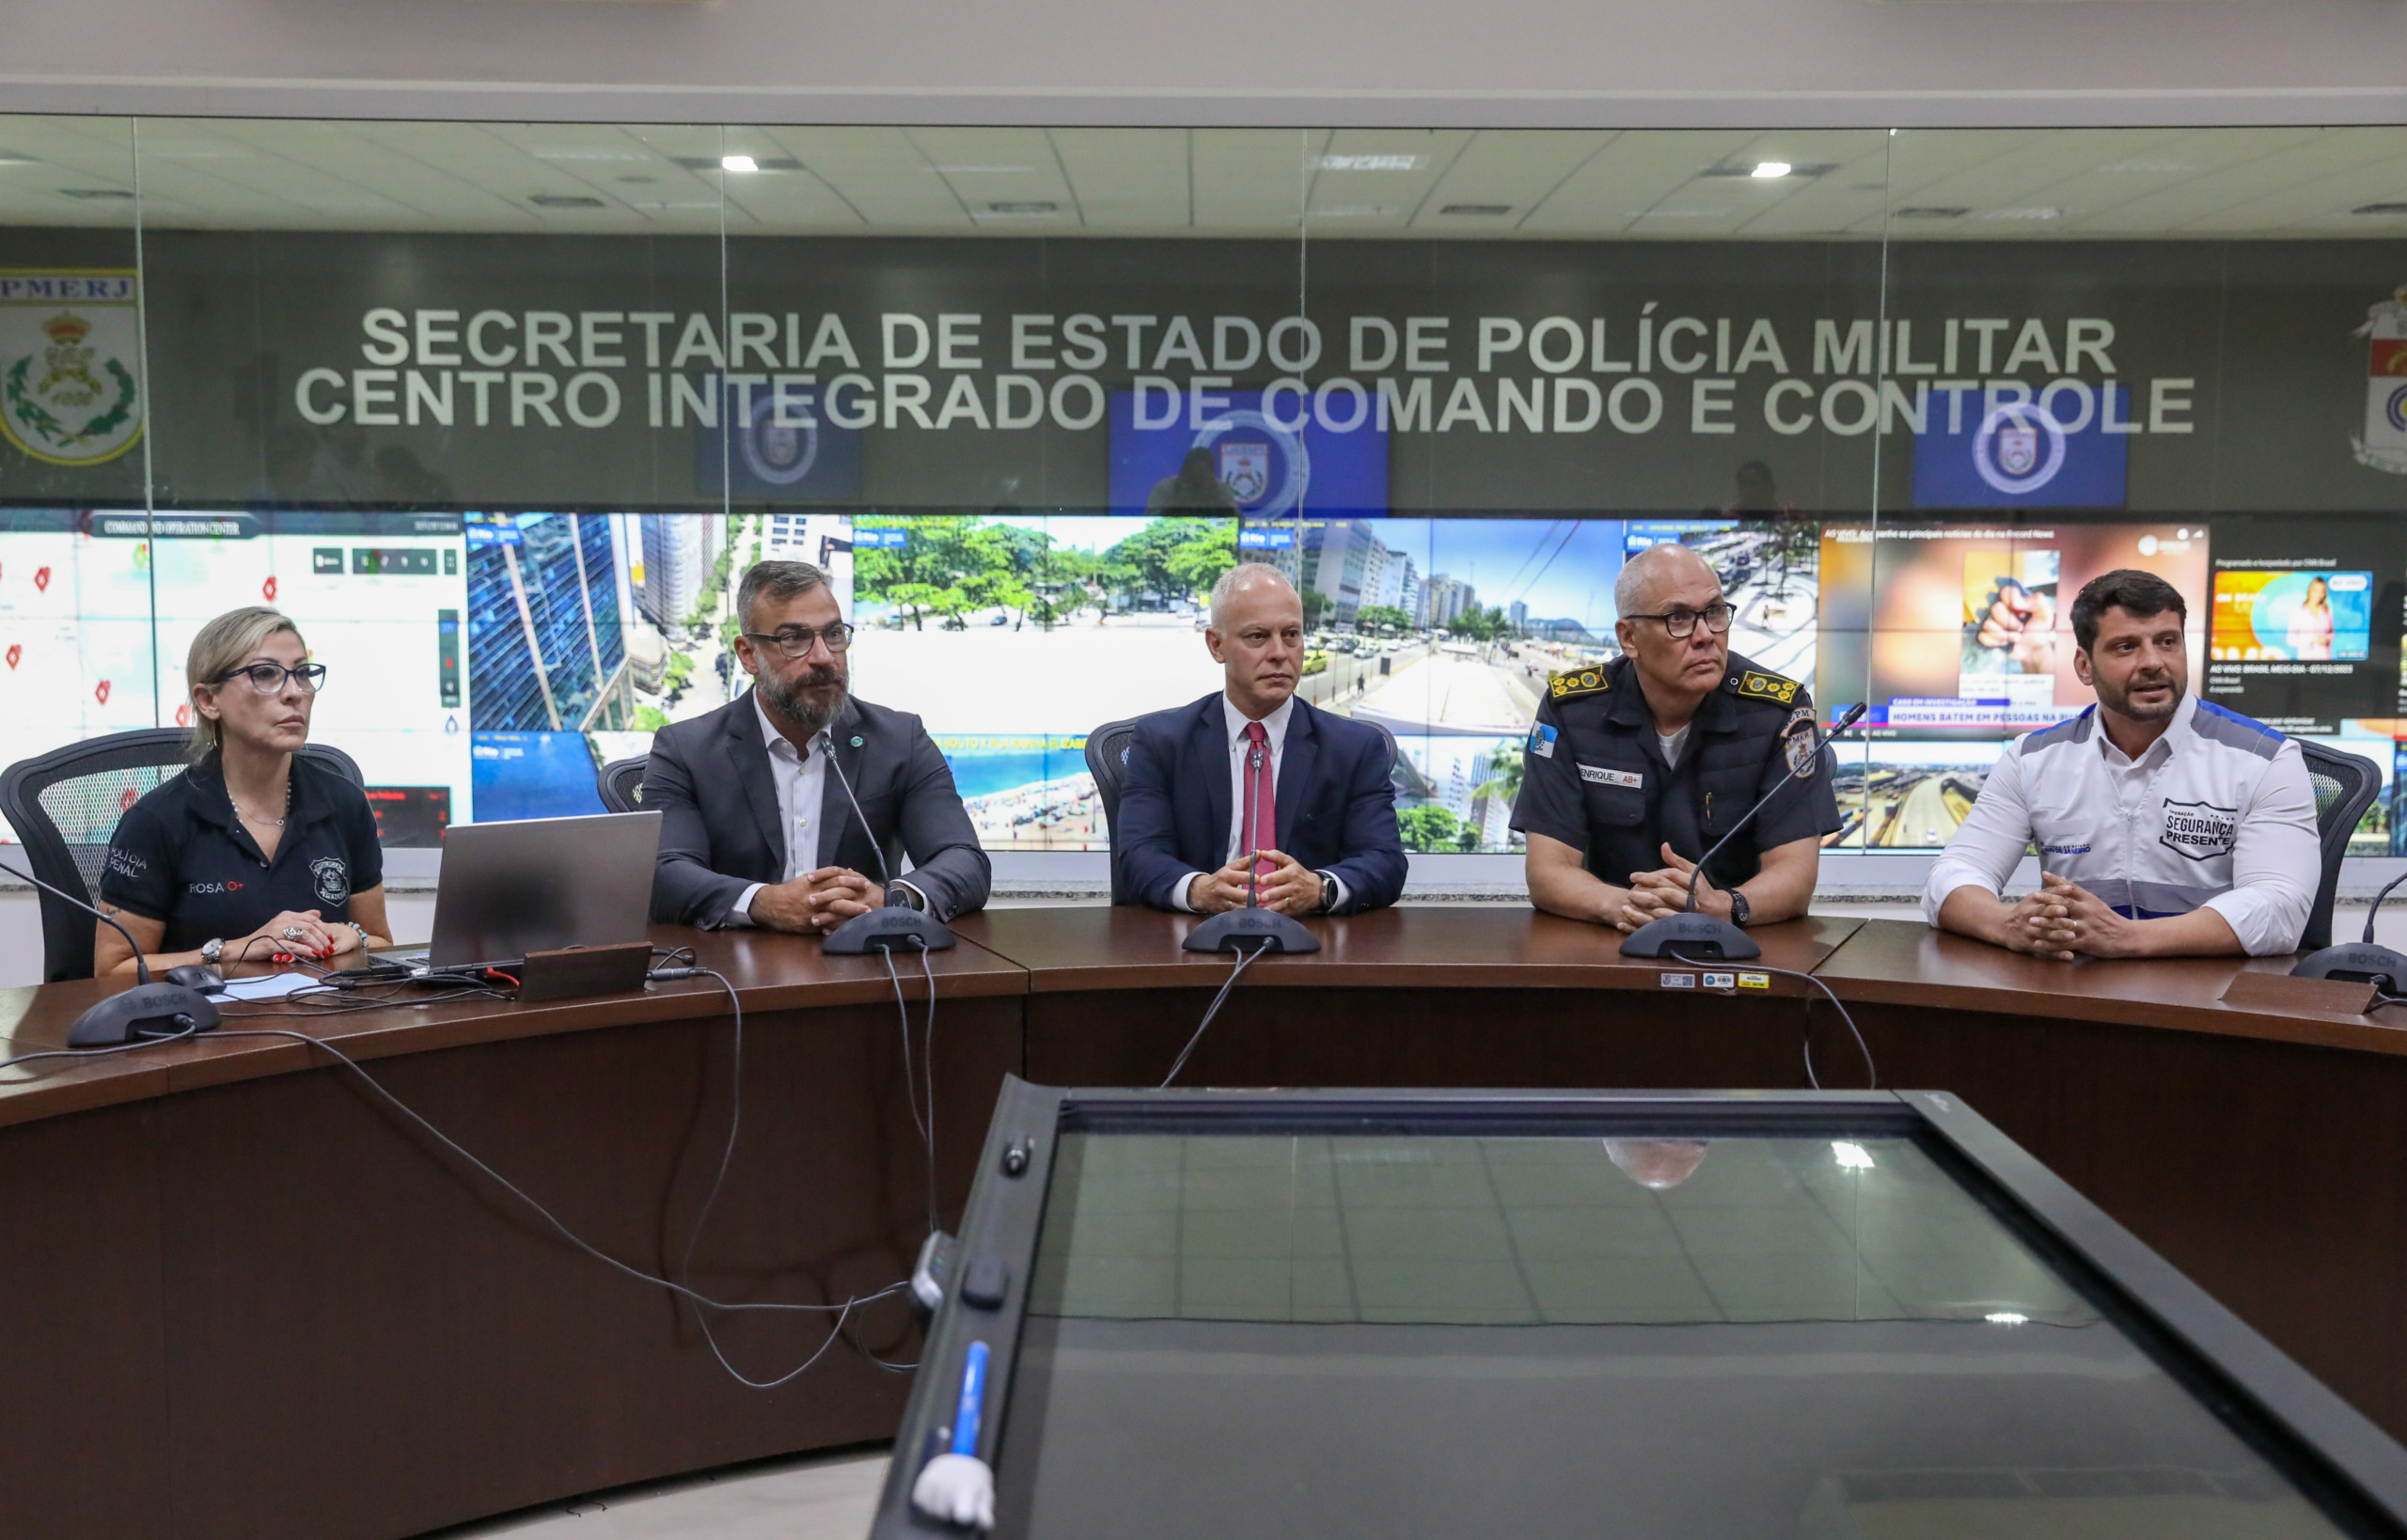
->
xmin=281 ymin=926 xmax=303 ymax=941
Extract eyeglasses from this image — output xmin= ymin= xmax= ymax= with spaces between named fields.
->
xmin=1624 ymin=602 xmax=1735 ymax=639
xmin=215 ymin=662 xmax=328 ymax=694
xmin=743 ymin=623 xmax=855 ymax=658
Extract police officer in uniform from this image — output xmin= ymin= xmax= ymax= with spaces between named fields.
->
xmin=1513 ymin=542 xmax=1839 ymax=933
xmin=97 ymin=606 xmax=391 ymax=975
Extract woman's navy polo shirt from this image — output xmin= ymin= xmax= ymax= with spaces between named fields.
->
xmin=98 ymin=751 xmax=384 ymax=956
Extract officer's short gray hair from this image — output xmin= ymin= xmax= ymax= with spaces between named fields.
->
xmin=186 ymin=606 xmax=305 ymax=756
xmin=1614 ymin=542 xmax=1716 ymax=620
xmin=1209 ymin=561 xmax=1298 ymax=629
xmin=735 ymin=559 xmax=831 ymax=632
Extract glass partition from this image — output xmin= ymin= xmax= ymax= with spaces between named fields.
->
xmin=3 ymin=119 xmax=2403 ymax=862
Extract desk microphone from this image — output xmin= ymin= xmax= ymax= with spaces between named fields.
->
xmin=1184 ymin=732 xmax=1319 ymax=955
xmin=2292 ymin=868 xmax=2407 ymax=995
xmin=1620 ymin=702 xmax=1866 ymax=963
xmin=0 ymin=857 xmax=221 ymax=1046
xmin=811 ymin=728 xmax=956 ymax=954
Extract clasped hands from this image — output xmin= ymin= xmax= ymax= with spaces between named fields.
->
xmin=1610 ymin=843 xmax=1729 ymax=933
xmin=1189 ymin=849 xmax=1324 ymax=917
xmin=747 ymin=867 xmax=889 ymax=934
xmin=1999 ymin=872 xmax=2143 ymax=961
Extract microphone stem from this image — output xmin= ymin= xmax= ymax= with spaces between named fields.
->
xmin=1 ymin=856 xmax=153 ymax=984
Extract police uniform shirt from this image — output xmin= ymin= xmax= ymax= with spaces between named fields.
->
xmin=1510 ymin=652 xmax=1841 ymax=893
xmin=1921 ymin=692 xmax=2320 ymax=956
xmin=99 ymin=751 xmax=384 ymax=956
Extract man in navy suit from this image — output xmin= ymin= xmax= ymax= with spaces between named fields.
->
xmin=1114 ymin=564 xmax=1407 ymax=916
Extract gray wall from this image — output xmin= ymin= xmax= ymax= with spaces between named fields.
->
xmin=4 ymin=0 xmax=2407 ymax=129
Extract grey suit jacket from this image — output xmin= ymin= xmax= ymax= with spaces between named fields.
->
xmin=644 ymin=690 xmax=990 ymax=927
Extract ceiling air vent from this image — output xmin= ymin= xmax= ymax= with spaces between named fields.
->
xmin=1441 ymin=204 xmax=1512 ymax=216
xmin=1895 ymin=206 xmax=1971 ymax=219
xmin=530 ymin=195 xmax=606 ymax=209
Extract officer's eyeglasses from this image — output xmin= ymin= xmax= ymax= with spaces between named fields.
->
xmin=216 ymin=662 xmax=328 ymax=694
xmin=744 ymin=623 xmax=856 ymax=658
xmin=1625 ymin=602 xmax=1735 ymax=639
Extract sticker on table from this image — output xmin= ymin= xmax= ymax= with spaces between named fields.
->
xmin=1738 ymin=971 xmax=1771 ymax=990
xmin=1660 ymin=972 xmax=1696 ymax=988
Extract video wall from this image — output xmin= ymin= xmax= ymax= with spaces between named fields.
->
xmin=4 ymin=498 xmax=2395 ymax=856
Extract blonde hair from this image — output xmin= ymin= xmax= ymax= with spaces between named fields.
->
xmin=187 ymin=606 xmax=305 ymax=755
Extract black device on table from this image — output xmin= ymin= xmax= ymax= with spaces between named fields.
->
xmin=873 ymin=1077 xmax=2407 ymax=1539
xmin=2293 ymin=869 xmax=2407 ymax=995
xmin=1620 ymin=701 xmax=1866 ymax=962
xmin=816 ymin=727 xmax=956 ymax=955
xmin=1182 ymin=732 xmax=1319 ymax=956
xmin=0 ymin=856 xmax=220 ymax=1046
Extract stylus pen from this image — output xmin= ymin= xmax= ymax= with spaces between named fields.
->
xmin=952 ymin=1341 xmax=990 ymax=1457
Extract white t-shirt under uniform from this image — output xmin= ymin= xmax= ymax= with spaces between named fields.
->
xmin=1920 ymin=693 xmax=2320 ymax=957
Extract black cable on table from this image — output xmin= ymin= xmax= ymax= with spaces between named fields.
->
xmin=1162 ymin=938 xmax=1272 ymax=1089
xmin=1662 ymin=948 xmax=1878 ymax=1092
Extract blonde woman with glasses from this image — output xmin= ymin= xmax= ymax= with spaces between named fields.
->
xmin=94 ymin=606 xmax=391 ymax=976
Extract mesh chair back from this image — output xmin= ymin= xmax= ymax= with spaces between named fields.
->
xmin=597 ymin=756 xmax=651 ymax=814
xmin=1085 ymin=713 xmax=1406 ymax=905
xmin=1084 ymin=719 xmax=1142 ymax=903
xmin=0 ymin=729 xmax=363 ymax=982
xmin=2298 ymin=739 xmax=2381 ymax=952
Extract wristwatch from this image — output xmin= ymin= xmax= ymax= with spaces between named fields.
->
xmin=200 ymin=937 xmax=225 ymax=965
xmin=1313 ymin=871 xmax=1340 ymax=915
xmin=1727 ymin=889 xmax=1753 ymax=929
xmin=886 ymin=881 xmax=927 ymax=913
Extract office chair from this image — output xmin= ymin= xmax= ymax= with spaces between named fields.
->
xmin=1 ymin=729 xmax=363 ymax=982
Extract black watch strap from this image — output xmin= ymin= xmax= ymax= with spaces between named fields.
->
xmin=1728 ymin=888 xmax=1751 ymax=928
xmin=1314 ymin=872 xmax=1340 ymax=915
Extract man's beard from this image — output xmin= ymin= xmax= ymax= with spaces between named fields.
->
xmin=2098 ymin=669 xmax=2182 ymax=723
xmin=756 ymin=662 xmax=846 ymax=734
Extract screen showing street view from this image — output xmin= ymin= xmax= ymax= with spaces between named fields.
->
xmin=4 ymin=507 xmax=2394 ymax=856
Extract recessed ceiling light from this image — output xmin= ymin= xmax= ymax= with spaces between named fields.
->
xmin=669 ymin=154 xmax=801 ymax=174
xmin=2352 ymin=202 xmax=2407 ymax=217
xmin=1751 ymin=161 xmax=1794 ymax=180
xmin=0 ymin=150 xmax=36 ymax=166
xmin=1317 ymin=154 xmax=1424 ymax=172
xmin=1979 ymin=207 xmax=2066 ymax=221
xmin=1984 ymin=1312 xmax=2029 ymax=1327
xmin=983 ymin=201 xmax=1058 ymax=216
xmin=617 ymin=176 xmax=656 ymax=185
xmin=1700 ymin=161 xmax=1833 ymax=181
xmin=1440 ymin=204 xmax=1511 ymax=216
xmin=58 ymin=188 xmax=134 ymax=200
xmin=1307 ymin=204 xmax=1396 ymax=218
xmin=530 ymin=195 xmax=607 ymax=209
xmin=1895 ymin=206 xmax=1971 ymax=219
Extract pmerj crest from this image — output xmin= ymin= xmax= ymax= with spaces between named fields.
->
xmin=0 ymin=273 xmax=145 ymax=467
xmin=2351 ymin=282 xmax=2407 ymax=475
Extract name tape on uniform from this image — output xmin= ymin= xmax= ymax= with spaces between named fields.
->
xmin=1580 ymin=764 xmax=1643 ymax=789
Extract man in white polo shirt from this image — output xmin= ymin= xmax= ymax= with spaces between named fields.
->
xmin=1924 ymin=569 xmax=2320 ymax=960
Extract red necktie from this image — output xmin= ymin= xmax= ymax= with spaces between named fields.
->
xmin=1240 ymin=720 xmax=1276 ymax=884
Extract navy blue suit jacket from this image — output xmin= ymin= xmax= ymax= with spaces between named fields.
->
xmin=1114 ymin=692 xmax=1407 ymax=914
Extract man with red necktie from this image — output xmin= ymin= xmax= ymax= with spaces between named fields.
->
xmin=1113 ymin=564 xmax=1408 ymax=917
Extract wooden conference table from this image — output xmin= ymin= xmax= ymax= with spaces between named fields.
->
xmin=3 ymin=906 xmax=2403 ymax=1540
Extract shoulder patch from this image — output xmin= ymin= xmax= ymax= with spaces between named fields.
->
xmin=1728 ymin=668 xmax=1801 ymax=706
xmin=2018 ymin=707 xmax=2094 ymax=755
xmin=1550 ymin=667 xmax=1611 ymax=701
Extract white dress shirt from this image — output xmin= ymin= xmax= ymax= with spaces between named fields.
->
xmin=1921 ymin=692 xmax=2320 ymax=957
xmin=726 ymin=693 xmax=826 ymax=927
xmin=1173 ymin=694 xmax=1348 ymax=912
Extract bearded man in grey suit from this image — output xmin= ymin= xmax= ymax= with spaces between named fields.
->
xmin=643 ymin=559 xmax=989 ymax=932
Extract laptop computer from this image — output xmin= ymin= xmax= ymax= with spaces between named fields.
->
xmin=385 ymin=810 xmax=662 ymax=973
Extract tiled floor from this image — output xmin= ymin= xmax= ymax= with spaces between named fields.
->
xmin=432 ymin=1447 xmax=889 ymax=1540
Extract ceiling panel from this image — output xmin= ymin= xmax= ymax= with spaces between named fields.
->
xmin=6 ymin=119 xmax=2407 ymax=239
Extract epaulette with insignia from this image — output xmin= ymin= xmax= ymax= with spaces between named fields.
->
xmin=1728 ymin=668 xmax=1801 ymax=706
xmin=1550 ymin=666 xmax=1611 ymax=701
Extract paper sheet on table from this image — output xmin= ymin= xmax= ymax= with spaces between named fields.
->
xmin=212 ymin=971 xmax=323 ymax=1001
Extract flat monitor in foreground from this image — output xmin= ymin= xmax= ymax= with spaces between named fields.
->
xmin=416 ymin=810 xmax=661 ymax=970
xmin=875 ymin=1082 xmax=2407 ymax=1540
